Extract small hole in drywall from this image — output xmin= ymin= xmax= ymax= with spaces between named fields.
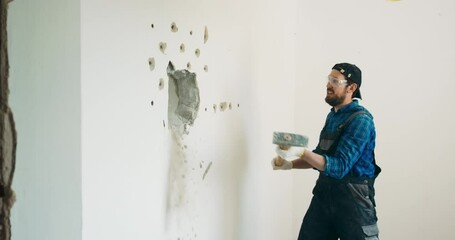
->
xmin=171 ymin=22 xmax=178 ymax=32
xmin=204 ymin=26 xmax=209 ymax=44
xmin=220 ymin=102 xmax=227 ymax=112
xmin=159 ymin=42 xmax=167 ymax=54
xmin=151 ymin=23 xmax=154 ymax=28
xmin=151 ymin=101 xmax=154 ymax=106
xmin=159 ymin=78 xmax=164 ymax=90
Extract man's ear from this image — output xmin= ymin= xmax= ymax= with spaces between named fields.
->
xmin=347 ymin=83 xmax=358 ymax=94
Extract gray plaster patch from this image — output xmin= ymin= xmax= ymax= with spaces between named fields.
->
xmin=167 ymin=62 xmax=200 ymax=136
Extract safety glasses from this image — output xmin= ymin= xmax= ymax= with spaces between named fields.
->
xmin=327 ymin=76 xmax=348 ymax=87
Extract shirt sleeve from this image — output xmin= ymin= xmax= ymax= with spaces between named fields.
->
xmin=323 ymin=114 xmax=374 ymax=179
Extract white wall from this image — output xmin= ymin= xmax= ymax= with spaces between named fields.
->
xmin=81 ymin=0 xmax=297 ymax=239
xmin=8 ymin=0 xmax=82 ymax=240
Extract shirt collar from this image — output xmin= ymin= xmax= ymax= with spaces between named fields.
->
xmin=331 ymin=100 xmax=359 ymax=113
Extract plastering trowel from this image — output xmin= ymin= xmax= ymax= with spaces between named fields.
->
xmin=273 ymin=132 xmax=309 ymax=166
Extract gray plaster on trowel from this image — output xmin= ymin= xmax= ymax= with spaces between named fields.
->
xmin=167 ymin=61 xmax=200 ymax=135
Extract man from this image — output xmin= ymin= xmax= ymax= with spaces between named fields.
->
xmin=272 ymin=63 xmax=381 ymax=240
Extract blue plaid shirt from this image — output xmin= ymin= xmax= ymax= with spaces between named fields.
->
xmin=316 ymin=101 xmax=376 ymax=179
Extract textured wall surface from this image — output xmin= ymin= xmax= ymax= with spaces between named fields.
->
xmin=0 ymin=0 xmax=16 ymax=239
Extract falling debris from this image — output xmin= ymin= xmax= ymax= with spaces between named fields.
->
xmin=159 ymin=42 xmax=167 ymax=54
xmin=171 ymin=22 xmax=179 ymax=32
xmin=202 ymin=161 xmax=213 ymax=180
xmin=204 ymin=26 xmax=209 ymax=44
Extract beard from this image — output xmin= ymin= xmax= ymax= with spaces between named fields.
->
xmin=325 ymin=92 xmax=347 ymax=107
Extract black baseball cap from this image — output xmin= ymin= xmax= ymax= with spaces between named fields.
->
xmin=332 ymin=63 xmax=362 ymax=99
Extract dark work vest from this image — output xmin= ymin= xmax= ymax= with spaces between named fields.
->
xmin=314 ymin=111 xmax=381 ymax=179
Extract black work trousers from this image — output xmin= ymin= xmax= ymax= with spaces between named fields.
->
xmin=298 ymin=174 xmax=379 ymax=240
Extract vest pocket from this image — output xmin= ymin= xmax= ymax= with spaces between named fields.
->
xmin=362 ymin=223 xmax=379 ymax=239
xmin=347 ymin=183 xmax=374 ymax=209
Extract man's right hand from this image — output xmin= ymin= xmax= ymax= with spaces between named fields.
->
xmin=271 ymin=157 xmax=293 ymax=170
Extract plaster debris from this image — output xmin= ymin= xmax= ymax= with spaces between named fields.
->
xmin=202 ymin=161 xmax=213 ymax=180
xmin=167 ymin=61 xmax=200 ymax=136
xmin=204 ymin=26 xmax=209 ymax=44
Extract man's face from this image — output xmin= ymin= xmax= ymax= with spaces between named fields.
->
xmin=325 ymin=70 xmax=349 ymax=107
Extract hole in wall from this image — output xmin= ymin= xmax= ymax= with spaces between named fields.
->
xmin=204 ymin=26 xmax=209 ymax=44
xmin=171 ymin=22 xmax=178 ymax=32
xmin=151 ymin=23 xmax=154 ymax=28
xmin=167 ymin=61 xmax=200 ymax=136
xmin=151 ymin=100 xmax=154 ymax=106
xmin=220 ymin=102 xmax=228 ymax=112
xmin=148 ymin=57 xmax=155 ymax=71
xmin=159 ymin=78 xmax=165 ymax=90
xmin=159 ymin=42 xmax=167 ymax=54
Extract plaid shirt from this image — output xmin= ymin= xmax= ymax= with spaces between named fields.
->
xmin=316 ymin=101 xmax=376 ymax=179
